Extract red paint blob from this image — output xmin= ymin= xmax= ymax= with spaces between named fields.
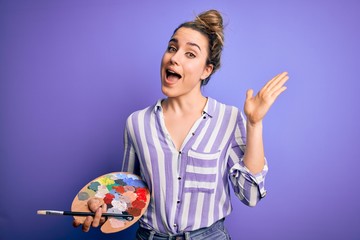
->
xmin=135 ymin=188 xmax=147 ymax=194
xmin=135 ymin=188 xmax=147 ymax=202
xmin=113 ymin=185 xmax=125 ymax=194
xmin=127 ymin=207 xmax=141 ymax=217
xmin=132 ymin=199 xmax=146 ymax=209
xmin=103 ymin=193 xmax=115 ymax=204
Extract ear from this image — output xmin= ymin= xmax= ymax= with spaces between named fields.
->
xmin=200 ymin=64 xmax=214 ymax=80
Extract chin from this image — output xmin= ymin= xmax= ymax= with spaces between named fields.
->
xmin=161 ymin=88 xmax=172 ymax=97
xmin=161 ymin=86 xmax=178 ymax=98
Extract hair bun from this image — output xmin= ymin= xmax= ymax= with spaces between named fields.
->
xmin=195 ymin=9 xmax=224 ymax=45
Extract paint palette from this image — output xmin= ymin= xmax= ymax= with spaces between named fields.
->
xmin=71 ymin=172 xmax=150 ymax=233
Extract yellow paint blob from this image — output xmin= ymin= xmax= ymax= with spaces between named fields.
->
xmin=98 ymin=176 xmax=115 ymax=186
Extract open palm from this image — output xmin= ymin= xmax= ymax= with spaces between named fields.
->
xmin=244 ymin=72 xmax=289 ymax=125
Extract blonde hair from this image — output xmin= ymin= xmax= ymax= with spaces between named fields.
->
xmin=173 ymin=9 xmax=225 ymax=85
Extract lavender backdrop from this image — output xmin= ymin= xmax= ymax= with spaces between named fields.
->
xmin=1 ymin=0 xmax=359 ymax=239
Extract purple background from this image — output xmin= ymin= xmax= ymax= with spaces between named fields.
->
xmin=1 ymin=0 xmax=359 ymax=239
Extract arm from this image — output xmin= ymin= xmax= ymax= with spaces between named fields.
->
xmin=228 ymin=113 xmax=268 ymax=207
xmin=122 ymin=115 xmax=140 ymax=174
xmin=229 ymin=72 xmax=288 ymax=206
xmin=243 ymin=72 xmax=289 ymax=174
xmin=242 ymin=122 xmax=264 ymax=174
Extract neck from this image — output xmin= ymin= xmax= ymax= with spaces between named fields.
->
xmin=162 ymin=95 xmax=207 ymax=116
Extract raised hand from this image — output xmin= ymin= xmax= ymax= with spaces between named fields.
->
xmin=244 ymin=72 xmax=289 ymax=125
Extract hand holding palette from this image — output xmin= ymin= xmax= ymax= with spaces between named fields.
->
xmin=38 ymin=172 xmax=150 ymax=234
xmin=70 ymin=172 xmax=150 ymax=233
xmin=37 ymin=172 xmax=150 ymax=233
xmin=71 ymin=172 xmax=150 ymax=233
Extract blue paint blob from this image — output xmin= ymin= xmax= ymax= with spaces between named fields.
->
xmin=78 ymin=191 xmax=90 ymax=201
xmin=114 ymin=173 xmax=128 ymax=179
xmin=114 ymin=179 xmax=126 ymax=186
xmin=123 ymin=178 xmax=146 ymax=187
xmin=88 ymin=181 xmax=101 ymax=192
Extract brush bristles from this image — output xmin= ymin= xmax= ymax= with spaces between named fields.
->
xmin=37 ymin=210 xmax=46 ymax=215
xmin=37 ymin=210 xmax=64 ymax=215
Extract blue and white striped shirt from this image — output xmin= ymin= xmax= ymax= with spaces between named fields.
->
xmin=122 ymin=97 xmax=267 ymax=234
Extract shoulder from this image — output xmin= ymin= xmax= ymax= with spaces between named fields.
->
xmin=125 ymin=100 xmax=160 ymax=124
xmin=208 ymin=98 xmax=246 ymax=129
xmin=209 ymin=97 xmax=242 ymax=117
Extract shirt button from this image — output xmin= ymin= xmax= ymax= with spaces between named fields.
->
xmin=178 ymin=177 xmax=181 ymax=180
xmin=173 ymin=223 xmax=177 ymax=227
xmin=177 ymin=200 xmax=180 ymax=204
xmin=192 ymin=132 xmax=195 ymax=136
xmin=203 ymin=116 xmax=206 ymax=119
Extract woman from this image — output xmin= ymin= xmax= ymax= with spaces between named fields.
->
xmin=74 ymin=9 xmax=288 ymax=239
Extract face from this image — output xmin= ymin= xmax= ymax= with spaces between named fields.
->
xmin=160 ymin=27 xmax=213 ymax=98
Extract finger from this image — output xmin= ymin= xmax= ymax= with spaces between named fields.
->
xmin=266 ymin=73 xmax=289 ymax=94
xmin=264 ymin=72 xmax=288 ymax=91
xmin=82 ymin=216 xmax=93 ymax=232
xmin=88 ymin=198 xmax=102 ymax=212
xmin=99 ymin=203 xmax=108 ymax=226
xmin=92 ymin=205 xmax=104 ymax=228
xmin=262 ymin=72 xmax=282 ymax=89
xmin=72 ymin=219 xmax=81 ymax=228
xmin=99 ymin=217 xmax=107 ymax=226
xmin=246 ymin=89 xmax=254 ymax=101
xmin=271 ymin=86 xmax=287 ymax=100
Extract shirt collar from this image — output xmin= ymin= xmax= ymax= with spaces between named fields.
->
xmin=154 ymin=97 xmax=215 ymax=118
xmin=202 ymin=97 xmax=214 ymax=118
xmin=154 ymin=99 xmax=163 ymax=112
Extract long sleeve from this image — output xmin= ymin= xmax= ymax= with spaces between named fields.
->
xmin=121 ymin=115 xmax=140 ymax=175
xmin=227 ymin=112 xmax=268 ymax=207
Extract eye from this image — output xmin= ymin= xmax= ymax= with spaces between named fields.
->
xmin=186 ymin=52 xmax=196 ymax=58
xmin=167 ymin=46 xmax=177 ymax=52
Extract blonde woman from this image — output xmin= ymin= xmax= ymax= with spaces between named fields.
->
xmin=74 ymin=9 xmax=288 ymax=240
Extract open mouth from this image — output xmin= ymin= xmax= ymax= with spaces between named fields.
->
xmin=166 ymin=69 xmax=182 ymax=80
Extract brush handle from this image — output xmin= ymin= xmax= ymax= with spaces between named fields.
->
xmin=64 ymin=211 xmax=134 ymax=220
xmin=39 ymin=210 xmax=134 ymax=221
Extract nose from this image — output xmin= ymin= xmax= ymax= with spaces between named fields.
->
xmin=170 ymin=51 xmax=180 ymax=65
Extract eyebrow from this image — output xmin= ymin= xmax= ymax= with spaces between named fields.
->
xmin=169 ymin=38 xmax=202 ymax=52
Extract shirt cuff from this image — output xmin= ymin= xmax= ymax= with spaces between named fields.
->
xmin=230 ymin=158 xmax=268 ymax=198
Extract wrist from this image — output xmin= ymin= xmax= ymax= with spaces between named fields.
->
xmin=246 ymin=120 xmax=263 ymax=129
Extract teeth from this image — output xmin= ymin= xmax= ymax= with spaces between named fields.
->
xmin=166 ymin=69 xmax=181 ymax=79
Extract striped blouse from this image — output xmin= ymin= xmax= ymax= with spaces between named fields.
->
xmin=121 ymin=97 xmax=268 ymax=234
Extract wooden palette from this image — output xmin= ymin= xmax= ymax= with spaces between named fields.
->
xmin=71 ymin=172 xmax=150 ymax=233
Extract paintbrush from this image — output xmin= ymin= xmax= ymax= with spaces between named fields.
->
xmin=37 ymin=210 xmax=134 ymax=221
